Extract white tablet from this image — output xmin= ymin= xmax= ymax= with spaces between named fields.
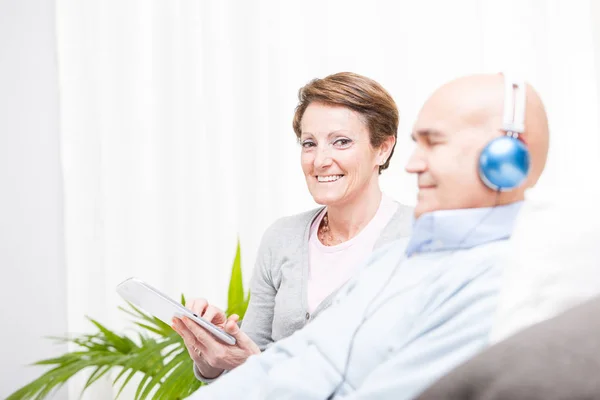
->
xmin=116 ymin=277 xmax=236 ymax=345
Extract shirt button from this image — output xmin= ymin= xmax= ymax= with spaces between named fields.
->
xmin=305 ymin=312 xmax=310 ymax=320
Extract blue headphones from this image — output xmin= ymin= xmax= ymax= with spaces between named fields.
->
xmin=478 ymin=77 xmax=531 ymax=191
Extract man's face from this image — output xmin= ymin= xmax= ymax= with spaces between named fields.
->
xmin=405 ymin=99 xmax=500 ymax=219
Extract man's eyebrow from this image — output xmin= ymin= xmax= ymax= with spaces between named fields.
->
xmin=410 ymin=129 xmax=445 ymax=141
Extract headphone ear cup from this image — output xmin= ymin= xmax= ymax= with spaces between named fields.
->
xmin=479 ymin=136 xmax=530 ymax=191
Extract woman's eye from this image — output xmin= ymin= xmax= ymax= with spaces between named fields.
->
xmin=334 ymin=138 xmax=352 ymax=147
xmin=301 ymin=141 xmax=316 ymax=148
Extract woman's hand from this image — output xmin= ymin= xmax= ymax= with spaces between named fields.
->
xmin=171 ymin=298 xmax=261 ymax=379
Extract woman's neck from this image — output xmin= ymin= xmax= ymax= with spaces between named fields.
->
xmin=325 ymin=184 xmax=383 ymax=242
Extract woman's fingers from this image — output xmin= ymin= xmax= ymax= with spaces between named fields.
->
xmin=172 ymin=318 xmax=206 ymax=363
xmin=224 ymin=314 xmax=240 ymax=334
xmin=186 ymin=298 xmax=209 ymax=316
xmin=173 ymin=318 xmax=198 ymax=347
xmin=172 ymin=317 xmax=187 ymax=336
xmin=222 ymin=314 xmax=260 ymax=355
xmin=186 ymin=299 xmax=227 ymax=327
xmin=202 ymin=305 xmax=227 ymax=326
xmin=182 ymin=316 xmax=219 ymax=347
xmin=177 ymin=315 xmax=260 ymax=370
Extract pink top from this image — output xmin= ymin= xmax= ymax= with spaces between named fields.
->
xmin=307 ymin=194 xmax=399 ymax=313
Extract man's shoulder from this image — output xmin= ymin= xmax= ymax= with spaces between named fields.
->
xmin=445 ymin=239 xmax=511 ymax=280
xmin=431 ymin=240 xmax=511 ymax=302
xmin=464 ymin=239 xmax=511 ymax=267
xmin=396 ymin=239 xmax=511 ymax=295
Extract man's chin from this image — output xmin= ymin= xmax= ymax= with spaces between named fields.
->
xmin=414 ymin=201 xmax=438 ymax=220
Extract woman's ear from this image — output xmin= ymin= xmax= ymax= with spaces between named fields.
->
xmin=378 ymin=135 xmax=396 ymax=165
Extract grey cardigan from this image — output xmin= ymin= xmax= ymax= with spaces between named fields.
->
xmin=243 ymin=202 xmax=413 ymax=350
xmin=196 ymin=202 xmax=412 ymax=381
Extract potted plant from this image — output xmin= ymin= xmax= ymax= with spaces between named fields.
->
xmin=9 ymin=241 xmax=249 ymax=400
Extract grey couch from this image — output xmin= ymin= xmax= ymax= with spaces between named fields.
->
xmin=415 ymin=295 xmax=600 ymax=400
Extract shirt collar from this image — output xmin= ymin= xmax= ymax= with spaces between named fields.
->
xmin=405 ymin=202 xmax=523 ymax=257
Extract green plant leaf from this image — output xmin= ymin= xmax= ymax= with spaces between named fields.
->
xmin=153 ymin=354 xmax=202 ymax=400
xmin=83 ymin=364 xmax=112 ymax=390
xmin=135 ymin=373 xmax=152 ymax=400
xmin=137 ymin=349 xmax=188 ymax=399
xmin=226 ymin=238 xmax=249 ymax=318
xmin=119 ymin=302 xmax=173 ymax=338
xmin=115 ymin=368 xmax=137 ymax=399
xmin=87 ymin=318 xmax=134 ymax=353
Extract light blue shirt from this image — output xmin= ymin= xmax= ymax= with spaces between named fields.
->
xmin=192 ymin=202 xmax=523 ymax=400
xmin=405 ymin=203 xmax=521 ymax=257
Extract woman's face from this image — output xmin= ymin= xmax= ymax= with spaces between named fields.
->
xmin=299 ymin=102 xmax=389 ymax=207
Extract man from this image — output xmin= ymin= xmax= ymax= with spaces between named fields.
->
xmin=189 ymin=73 xmax=550 ymax=399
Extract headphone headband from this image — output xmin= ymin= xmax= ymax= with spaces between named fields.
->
xmin=478 ymin=74 xmax=531 ymax=191
xmin=502 ymin=76 xmax=526 ymax=136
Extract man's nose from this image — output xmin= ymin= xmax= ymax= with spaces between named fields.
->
xmin=405 ymin=149 xmax=427 ymax=173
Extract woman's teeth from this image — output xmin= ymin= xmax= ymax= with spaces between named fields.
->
xmin=317 ymin=175 xmax=343 ymax=182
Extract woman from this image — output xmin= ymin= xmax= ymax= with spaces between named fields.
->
xmin=172 ymin=72 xmax=412 ymax=381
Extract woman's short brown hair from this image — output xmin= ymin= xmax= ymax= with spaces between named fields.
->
xmin=292 ymin=72 xmax=399 ymax=173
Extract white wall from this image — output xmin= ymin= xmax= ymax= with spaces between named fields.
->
xmin=592 ymin=0 xmax=600 ymax=130
xmin=0 ymin=0 xmax=67 ymax=398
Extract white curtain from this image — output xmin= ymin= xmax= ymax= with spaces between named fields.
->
xmin=55 ymin=0 xmax=599 ymax=397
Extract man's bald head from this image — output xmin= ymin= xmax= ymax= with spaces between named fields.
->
xmin=406 ymin=73 xmax=549 ymax=218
